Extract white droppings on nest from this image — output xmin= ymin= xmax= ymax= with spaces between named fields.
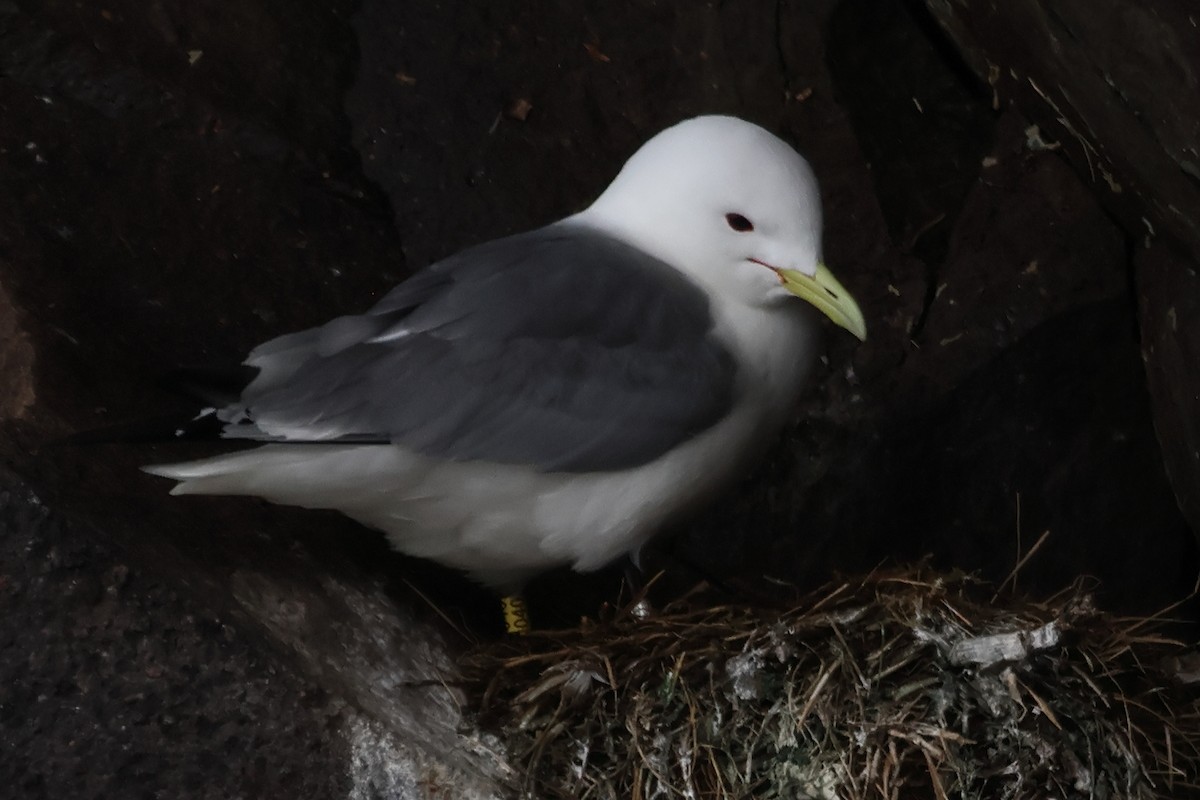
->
xmin=949 ymin=619 xmax=1063 ymax=667
xmin=725 ymin=649 xmax=765 ymax=701
xmin=675 ymin=738 xmax=697 ymax=800
xmin=472 ymin=570 xmax=1200 ymax=799
xmin=569 ymin=738 xmax=591 ymax=782
xmin=646 ymin=732 xmax=673 ymax=800
xmin=768 ymin=623 xmax=798 ymax=663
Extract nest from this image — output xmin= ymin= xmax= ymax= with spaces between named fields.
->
xmin=465 ymin=566 xmax=1200 ymax=799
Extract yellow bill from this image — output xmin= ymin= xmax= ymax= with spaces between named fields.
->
xmin=777 ymin=263 xmax=867 ymax=341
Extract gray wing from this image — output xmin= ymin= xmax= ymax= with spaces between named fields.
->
xmin=216 ymin=223 xmax=737 ymax=473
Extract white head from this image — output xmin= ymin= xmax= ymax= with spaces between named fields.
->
xmin=581 ymin=115 xmax=865 ymax=340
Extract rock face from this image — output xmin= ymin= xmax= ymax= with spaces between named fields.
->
xmin=1 ymin=0 xmax=1195 ymax=797
xmin=0 ymin=476 xmax=351 ymax=799
xmin=1138 ymin=243 xmax=1200 ymax=545
xmin=1 ymin=0 xmax=506 ymax=795
xmin=919 ymin=0 xmax=1200 ymax=568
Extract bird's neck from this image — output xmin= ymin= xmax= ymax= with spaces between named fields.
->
xmin=714 ymin=298 xmax=820 ymax=411
xmin=568 ymin=207 xmax=687 ymax=271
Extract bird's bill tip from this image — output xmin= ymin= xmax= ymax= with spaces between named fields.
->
xmin=778 ymin=263 xmax=868 ymax=341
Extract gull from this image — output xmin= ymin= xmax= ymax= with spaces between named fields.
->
xmin=144 ymin=116 xmax=866 ymax=624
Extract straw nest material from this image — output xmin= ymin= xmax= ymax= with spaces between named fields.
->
xmin=465 ymin=566 xmax=1200 ymax=799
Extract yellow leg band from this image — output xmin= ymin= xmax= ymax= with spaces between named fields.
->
xmin=501 ymin=594 xmax=531 ymax=635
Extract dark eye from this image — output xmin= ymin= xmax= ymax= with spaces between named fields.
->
xmin=725 ymin=213 xmax=754 ymax=232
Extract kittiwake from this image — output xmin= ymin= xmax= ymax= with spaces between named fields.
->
xmin=144 ymin=115 xmax=868 ymax=592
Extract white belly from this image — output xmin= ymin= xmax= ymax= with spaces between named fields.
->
xmin=159 ymin=396 xmax=774 ymax=590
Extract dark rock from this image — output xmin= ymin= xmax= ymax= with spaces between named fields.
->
xmin=1138 ymin=242 xmax=1200 ymax=543
xmin=920 ymin=0 xmax=1200 ymax=261
xmin=1 ymin=0 xmax=1196 ymax=795
xmin=862 ymin=298 xmax=1195 ymax=615
xmin=1 ymin=0 xmax=508 ymax=795
xmin=0 ymin=473 xmax=352 ymax=800
xmin=891 ymin=109 xmax=1129 ymax=411
xmin=918 ymin=0 xmax=1200 ymax=549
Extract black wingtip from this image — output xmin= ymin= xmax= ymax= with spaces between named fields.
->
xmin=59 ymin=363 xmax=257 ymax=448
xmin=64 ymin=411 xmax=227 ymax=446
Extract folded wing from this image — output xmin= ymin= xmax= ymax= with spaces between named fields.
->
xmin=212 ymin=224 xmax=737 ymax=473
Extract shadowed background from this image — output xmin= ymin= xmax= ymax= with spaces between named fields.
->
xmin=1 ymin=0 xmax=1197 ymax=796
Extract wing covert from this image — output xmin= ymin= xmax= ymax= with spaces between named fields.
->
xmin=220 ymin=224 xmax=737 ymax=473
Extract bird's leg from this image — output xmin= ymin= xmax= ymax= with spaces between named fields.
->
xmin=501 ymin=594 xmax=531 ymax=635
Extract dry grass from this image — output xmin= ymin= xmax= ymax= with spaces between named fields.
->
xmin=464 ymin=566 xmax=1200 ymax=799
